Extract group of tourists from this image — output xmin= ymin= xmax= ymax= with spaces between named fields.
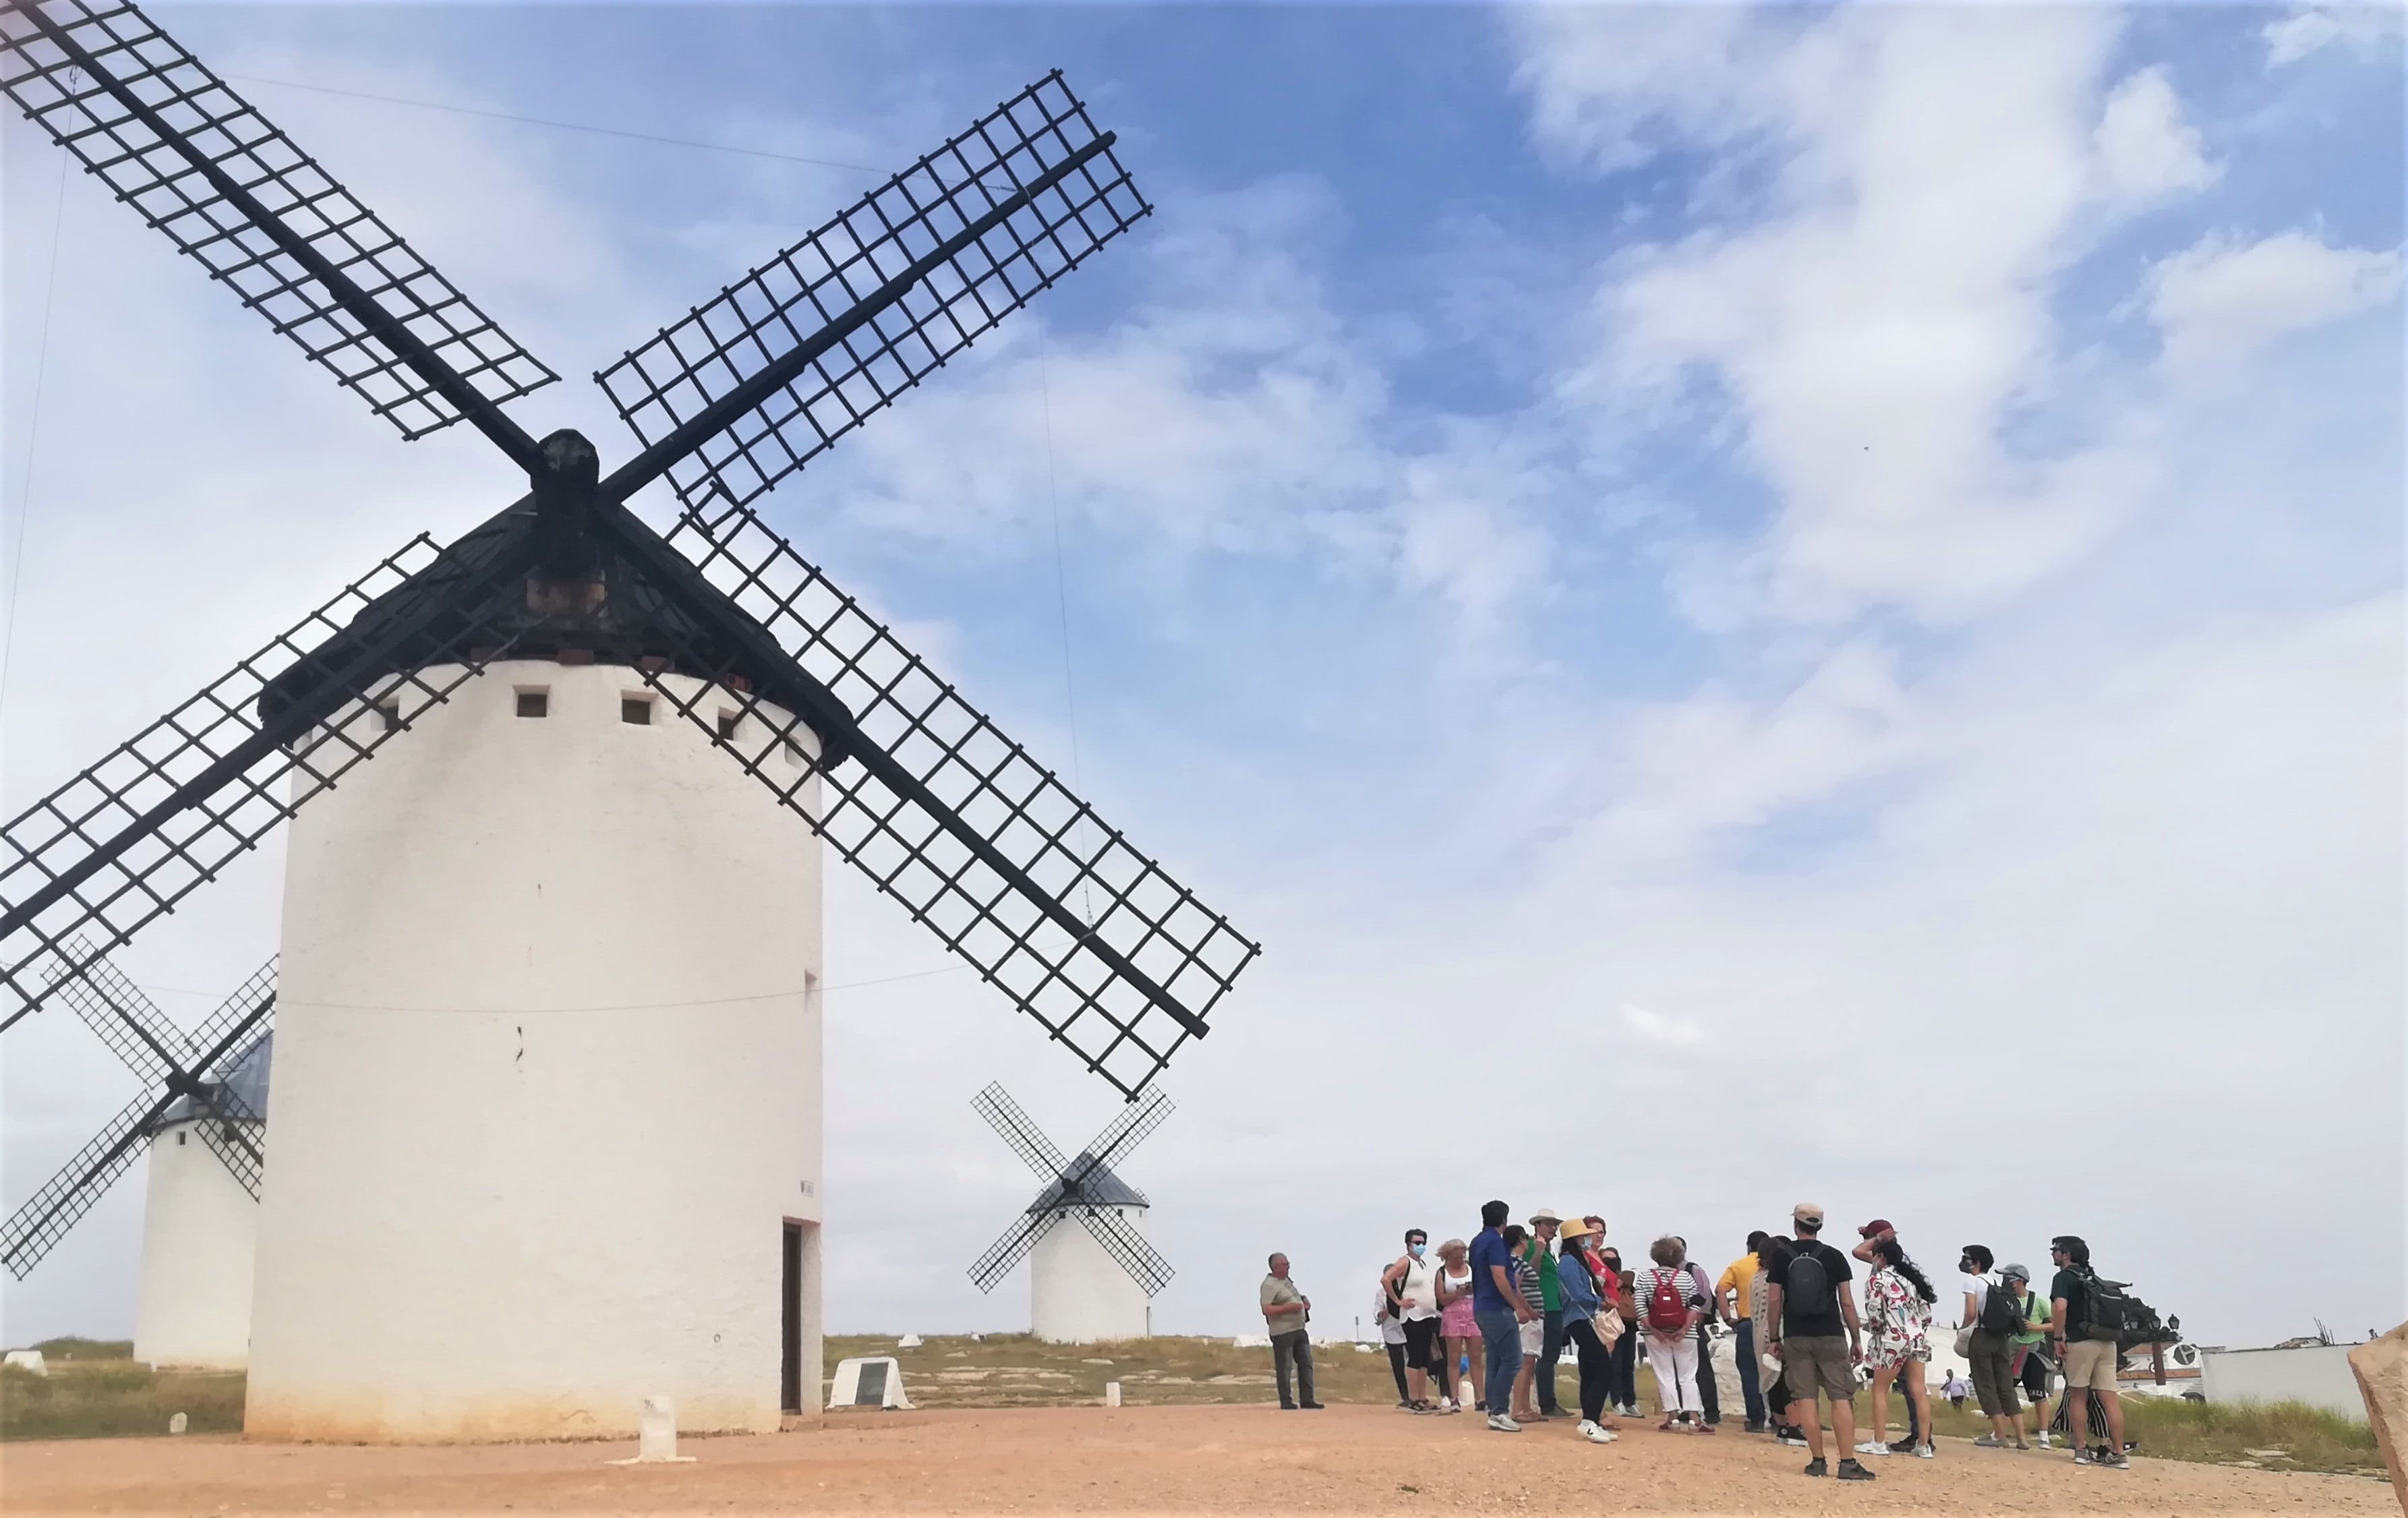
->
xmin=1262 ymin=1203 xmax=2136 ymax=1483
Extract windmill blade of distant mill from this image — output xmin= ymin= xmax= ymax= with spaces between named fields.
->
xmin=596 ymin=71 xmax=1148 ymax=525
xmin=0 ymin=0 xmax=556 ymax=449
xmin=1078 ymin=1086 xmax=1172 ymax=1191
xmin=1074 ymin=1206 xmax=1173 ymax=1298
xmin=184 ymin=963 xmax=276 ymax=1199
xmin=598 ymin=502 xmax=1257 ymax=1097
xmin=45 ymin=940 xmax=190 ymax=1086
xmin=0 ymin=1084 xmax=165 ymax=1279
xmin=972 ymin=1082 xmax=1073 ymax=1182
xmin=0 ymin=974 xmax=273 ymax=1277
xmin=192 ymin=1084 xmax=265 ymax=1200
xmin=968 ymin=1207 xmax=1060 ymax=1295
xmin=0 ymin=533 xmax=539 ymax=1032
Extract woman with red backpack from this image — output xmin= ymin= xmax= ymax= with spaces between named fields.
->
xmin=1635 ymin=1235 xmax=1712 ymax=1431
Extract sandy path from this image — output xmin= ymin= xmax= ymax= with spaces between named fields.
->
xmin=1 ymin=1403 xmax=2388 ymax=1517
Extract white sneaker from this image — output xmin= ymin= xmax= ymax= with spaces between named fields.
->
xmin=1854 ymin=1440 xmax=1889 ymax=1457
xmin=1914 ymin=1444 xmax=1935 ymax=1459
xmin=1583 ymin=1422 xmax=1615 ymax=1444
xmin=1488 ymin=1413 xmax=1523 ymax=1433
xmin=2036 ymin=1433 xmax=2053 ymax=1449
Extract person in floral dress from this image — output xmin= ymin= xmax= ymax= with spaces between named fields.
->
xmin=1858 ymin=1236 xmax=1939 ymax=1459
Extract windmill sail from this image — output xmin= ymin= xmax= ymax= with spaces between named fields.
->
xmin=597 ymin=71 xmax=1148 ymax=522
xmin=0 ymin=535 xmax=533 ymax=1030
xmin=0 ymin=0 xmax=556 ymax=441
xmin=618 ymin=542 xmax=1252 ymax=1094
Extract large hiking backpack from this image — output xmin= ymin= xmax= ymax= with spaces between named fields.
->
xmin=1978 ymin=1278 xmax=2023 ymax=1337
xmin=1644 ymin=1269 xmax=1691 ymax=1331
xmin=2082 ymin=1271 xmax=2129 ymax=1343
xmin=1784 ymin=1248 xmax=1835 ymax=1322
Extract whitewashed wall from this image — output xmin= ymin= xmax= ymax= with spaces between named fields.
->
xmin=245 ymin=663 xmax=823 ymax=1442
xmin=1030 ymin=1207 xmax=1150 ymax=1343
xmin=2200 ymin=1343 xmax=2368 ymax=1420
xmin=131 ymin=1119 xmax=258 ymax=1369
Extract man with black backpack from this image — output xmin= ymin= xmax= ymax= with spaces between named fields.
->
xmin=1765 ymin=1203 xmax=1874 ymax=1481
xmin=1961 ymin=1244 xmax=2027 ymax=1449
xmin=2047 ymin=1235 xmax=2129 ymax=1470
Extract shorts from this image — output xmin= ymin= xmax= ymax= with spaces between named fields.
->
xmin=1519 ymin=1318 xmax=1545 ymax=1355
xmin=1781 ymin=1335 xmax=1856 ymax=1403
xmin=2018 ymin=1345 xmax=2053 ymax=1399
xmin=2061 ymin=1337 xmax=2118 ymax=1391
xmin=1403 ymin=1316 xmax=1442 ymax=1371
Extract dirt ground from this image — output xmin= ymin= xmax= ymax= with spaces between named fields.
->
xmin=1 ymin=1403 xmax=2390 ymax=1518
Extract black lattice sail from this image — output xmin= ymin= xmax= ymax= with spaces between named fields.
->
xmin=0 ymin=0 xmax=1254 ymax=1161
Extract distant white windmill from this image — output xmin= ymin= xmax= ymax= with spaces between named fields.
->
xmin=969 ymin=1082 xmax=1173 ymax=1343
xmin=1 ymin=952 xmax=275 ymax=1368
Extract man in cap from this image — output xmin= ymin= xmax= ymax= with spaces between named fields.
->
xmin=1523 ymin=1208 xmax=1566 ymax=1418
xmin=1765 ymin=1203 xmax=1873 ymax=1481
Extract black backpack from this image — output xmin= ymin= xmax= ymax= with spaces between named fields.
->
xmin=1785 ymin=1247 xmax=1835 ymax=1321
xmin=2081 ymin=1271 xmax=2129 ymax=1343
xmin=1977 ymin=1278 xmax=2022 ymax=1337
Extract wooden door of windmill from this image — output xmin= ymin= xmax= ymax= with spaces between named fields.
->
xmin=781 ymin=1221 xmax=806 ymax=1413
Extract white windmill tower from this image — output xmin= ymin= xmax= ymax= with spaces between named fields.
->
xmin=0 ymin=0 xmax=1258 ymax=1444
xmin=1 ymin=952 xmax=276 ymax=1370
xmin=970 ymin=1083 xmax=1174 ymax=1343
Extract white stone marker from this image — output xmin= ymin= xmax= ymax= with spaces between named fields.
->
xmin=608 ymin=1396 xmax=696 ymax=1464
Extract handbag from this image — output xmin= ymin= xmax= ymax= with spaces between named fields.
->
xmin=1954 ymin=1326 xmax=1976 ymax=1359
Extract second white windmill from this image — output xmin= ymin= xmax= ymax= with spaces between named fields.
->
xmin=969 ymin=1082 xmax=1173 ymax=1343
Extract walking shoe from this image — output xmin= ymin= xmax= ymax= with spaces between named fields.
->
xmin=1776 ymin=1429 xmax=1811 ymax=1448
xmin=1887 ymin=1438 xmax=1917 ymax=1455
xmin=1972 ymin=1434 xmax=2004 ymax=1448
xmin=1802 ymin=1457 xmax=1829 ymax=1477
xmin=2099 ymin=1450 xmax=2130 ymax=1470
xmin=2036 ymin=1432 xmax=2053 ymax=1449
xmin=1744 ymin=1421 xmax=1767 ymax=1434
xmin=1696 ymin=1422 xmax=1717 ymax=1435
xmin=1583 ymin=1422 xmax=1617 ymax=1444
xmin=1279 ymin=1403 xmax=1298 ymax=1411
xmin=1299 ymin=1401 xmax=1325 ymax=1410
xmin=1853 ymin=1440 xmax=1889 ymax=1457
xmin=1913 ymin=1443 xmax=1935 ymax=1459
xmin=1836 ymin=1458 xmax=1877 ymax=1482
xmin=1488 ymin=1413 xmax=1523 ymax=1432
xmin=1438 ymin=1400 xmax=1461 ymax=1415
xmin=2071 ymin=1446 xmax=2094 ymax=1465
xmin=1397 ymin=1400 xmax=1414 ymax=1411
xmin=2011 ymin=1441 xmax=2031 ymax=1451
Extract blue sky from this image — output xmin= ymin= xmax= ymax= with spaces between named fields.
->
xmin=2 ymin=3 xmax=2400 ymax=1354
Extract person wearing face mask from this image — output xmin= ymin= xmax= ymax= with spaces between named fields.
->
xmin=1381 ymin=1227 xmax=1445 ymax=1411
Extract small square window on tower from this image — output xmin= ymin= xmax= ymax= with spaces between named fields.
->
xmin=516 ymin=689 xmax=549 ymax=719
xmin=621 ymin=696 xmax=653 ymax=726
xmin=717 ymin=711 xmax=741 ymax=742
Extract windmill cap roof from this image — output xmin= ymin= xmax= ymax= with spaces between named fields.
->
xmin=152 ymin=1029 xmax=272 ymax=1130
xmin=1025 ymin=1151 xmax=1148 ymax=1213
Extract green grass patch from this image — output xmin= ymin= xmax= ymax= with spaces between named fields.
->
xmin=0 ymin=1360 xmax=245 ymax=1441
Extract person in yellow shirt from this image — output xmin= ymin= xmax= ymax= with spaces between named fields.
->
xmin=1717 ymin=1231 xmax=1771 ymax=1432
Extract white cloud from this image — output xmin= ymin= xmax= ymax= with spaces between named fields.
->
xmin=2094 ymin=67 xmax=2219 ymax=204
xmin=1527 ymin=8 xmax=2217 ymax=624
xmin=2263 ymin=4 xmax=2406 ymax=67
xmin=2150 ymin=230 xmax=2404 ymax=375
xmin=1618 ymin=1002 xmax=1707 ymax=1053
